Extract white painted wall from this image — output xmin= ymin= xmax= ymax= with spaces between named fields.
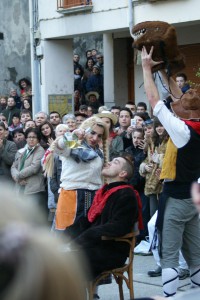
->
xmin=114 ymin=39 xmax=129 ymax=106
xmin=36 ymin=0 xmax=200 ymax=112
xmin=40 ymin=39 xmax=74 ymax=112
xmin=38 ymin=0 xmax=200 ymax=40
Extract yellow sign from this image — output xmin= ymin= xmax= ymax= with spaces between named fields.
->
xmin=48 ymin=94 xmax=73 ymax=117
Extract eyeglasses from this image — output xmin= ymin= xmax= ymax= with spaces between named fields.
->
xmin=27 ymin=136 xmax=37 ymax=139
xmin=0 ymin=119 xmax=6 ymax=121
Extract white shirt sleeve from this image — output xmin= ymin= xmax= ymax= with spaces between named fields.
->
xmin=153 ymin=100 xmax=190 ymax=148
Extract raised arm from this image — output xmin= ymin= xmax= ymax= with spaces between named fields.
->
xmin=141 ymin=46 xmax=162 ymax=109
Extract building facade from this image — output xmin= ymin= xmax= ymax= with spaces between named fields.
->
xmin=0 ymin=0 xmax=31 ymax=95
xmin=30 ymin=0 xmax=200 ymax=114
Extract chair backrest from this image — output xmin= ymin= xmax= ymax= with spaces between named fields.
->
xmin=101 ymin=222 xmax=139 ymax=264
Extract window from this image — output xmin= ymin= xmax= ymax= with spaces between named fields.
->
xmin=57 ymin=0 xmax=92 ymax=9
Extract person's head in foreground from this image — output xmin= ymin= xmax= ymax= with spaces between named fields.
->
xmin=0 ymin=188 xmax=86 ymax=300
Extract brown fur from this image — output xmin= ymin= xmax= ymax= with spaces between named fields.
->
xmin=132 ymin=21 xmax=185 ymax=74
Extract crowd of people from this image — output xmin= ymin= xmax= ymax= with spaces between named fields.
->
xmin=0 ymin=54 xmax=199 ymax=299
xmin=73 ymin=50 xmax=104 ymax=109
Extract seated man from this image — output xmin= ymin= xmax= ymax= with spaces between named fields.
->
xmin=67 ymin=154 xmax=139 ymax=279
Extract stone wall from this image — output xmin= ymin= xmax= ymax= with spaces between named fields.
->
xmin=73 ymin=34 xmax=103 ymax=67
xmin=0 ymin=0 xmax=31 ymax=95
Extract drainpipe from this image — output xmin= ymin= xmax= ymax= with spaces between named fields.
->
xmin=128 ymin=0 xmax=134 ymax=38
xmin=29 ymin=0 xmax=41 ymax=115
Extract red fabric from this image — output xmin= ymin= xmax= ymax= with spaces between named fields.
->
xmin=184 ymin=120 xmax=200 ymax=135
xmin=109 ymin=131 xmax=118 ymax=139
xmin=87 ymin=184 xmax=143 ymax=230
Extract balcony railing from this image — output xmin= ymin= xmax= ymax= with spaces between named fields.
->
xmin=57 ymin=0 xmax=92 ymax=10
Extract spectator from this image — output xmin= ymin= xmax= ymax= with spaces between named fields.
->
xmin=139 ymin=117 xmax=169 ymax=217
xmin=0 ymin=96 xmax=7 ymax=113
xmin=38 ymin=120 xmax=55 ymax=150
xmin=34 ymin=111 xmax=48 ymax=127
xmin=136 ymin=102 xmax=147 ymax=113
xmin=74 ymin=66 xmax=82 ymax=93
xmin=82 ymin=58 xmax=95 ymax=100
xmin=86 ymin=49 xmax=92 ymax=59
xmin=85 ymin=91 xmax=101 ymax=111
xmin=74 ymin=112 xmax=87 ymax=127
xmin=24 ymin=119 xmax=36 ymax=132
xmin=74 ymin=90 xmax=82 ymax=112
xmin=176 ymin=72 xmax=190 ymax=93
xmin=73 ymin=54 xmax=84 ymax=77
xmin=11 ymin=127 xmax=47 ymax=214
xmin=86 ymin=65 xmax=104 ymax=105
xmin=20 ymin=109 xmax=32 ymax=125
xmin=18 ymin=78 xmax=32 ymax=96
xmin=0 ymin=122 xmax=17 ymax=185
xmin=125 ymin=101 xmax=136 ymax=114
xmin=96 ymin=110 xmax=123 ymax=160
xmin=3 ymin=97 xmax=20 ymax=126
xmin=125 ymin=128 xmax=148 ymax=239
xmin=21 ymin=98 xmax=32 ymax=112
xmin=87 ymin=105 xmax=94 ymax=117
xmin=12 ymin=128 xmax=26 ymax=149
xmin=62 ymin=114 xmax=77 ymax=132
xmin=9 ymin=88 xmax=21 ymax=109
xmin=49 ymin=111 xmax=61 ymax=130
xmin=96 ymin=53 xmax=104 ymax=76
xmin=117 ymin=107 xmax=132 ymax=149
xmin=79 ymin=104 xmax=88 ymax=115
xmin=8 ymin=113 xmax=23 ymax=133
xmin=91 ymin=48 xmax=97 ymax=63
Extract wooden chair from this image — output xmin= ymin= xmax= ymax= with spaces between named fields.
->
xmin=88 ymin=224 xmax=139 ymax=300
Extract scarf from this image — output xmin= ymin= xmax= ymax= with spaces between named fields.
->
xmin=184 ymin=120 xmax=200 ymax=135
xmin=87 ymin=184 xmax=143 ymax=230
xmin=19 ymin=144 xmax=38 ymax=171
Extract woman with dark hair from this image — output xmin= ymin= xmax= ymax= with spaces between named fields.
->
xmin=11 ymin=127 xmax=47 ymax=213
xmin=21 ymin=98 xmax=32 ymax=112
xmin=38 ymin=120 xmax=55 ymax=150
xmin=139 ymin=117 xmax=169 ymax=217
xmin=0 ymin=122 xmax=17 ymax=185
xmin=82 ymin=58 xmax=95 ymax=100
xmin=18 ymin=78 xmax=32 ymax=96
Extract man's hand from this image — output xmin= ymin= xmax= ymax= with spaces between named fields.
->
xmin=191 ymin=182 xmax=200 ymax=213
xmin=141 ymin=46 xmax=163 ymax=71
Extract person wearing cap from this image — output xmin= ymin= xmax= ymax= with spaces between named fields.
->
xmin=96 ymin=110 xmax=124 ymax=160
xmin=141 ymin=46 xmax=200 ymax=297
xmin=86 ymin=65 xmax=104 ymax=105
xmin=85 ymin=91 xmax=101 ymax=112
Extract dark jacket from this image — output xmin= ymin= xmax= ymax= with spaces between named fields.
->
xmin=0 ymin=139 xmax=17 ymax=182
xmin=3 ymin=106 xmax=21 ymax=126
xmin=50 ymin=155 xmax=62 ymax=203
xmin=69 ymin=182 xmax=138 ymax=279
xmin=125 ymin=145 xmax=146 ymax=191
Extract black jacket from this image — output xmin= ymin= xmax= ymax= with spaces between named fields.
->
xmin=68 ymin=181 xmax=138 ymax=279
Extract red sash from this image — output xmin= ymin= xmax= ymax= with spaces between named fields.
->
xmin=87 ymin=184 xmax=143 ymax=230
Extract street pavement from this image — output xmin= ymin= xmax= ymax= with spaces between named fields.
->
xmin=97 ymin=254 xmax=191 ymax=299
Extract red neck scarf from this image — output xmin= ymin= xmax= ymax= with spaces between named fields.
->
xmin=110 ymin=131 xmax=118 ymax=139
xmin=184 ymin=120 xmax=200 ymax=135
xmin=87 ymin=184 xmax=143 ymax=230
